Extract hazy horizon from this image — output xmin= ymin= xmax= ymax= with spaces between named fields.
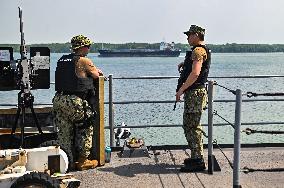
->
xmin=2 ymin=42 xmax=284 ymax=45
xmin=1 ymin=0 xmax=284 ymax=44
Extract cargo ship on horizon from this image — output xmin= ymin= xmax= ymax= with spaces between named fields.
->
xmin=98 ymin=42 xmax=181 ymax=57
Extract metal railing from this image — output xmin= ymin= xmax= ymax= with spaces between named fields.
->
xmin=1 ymin=74 xmax=284 ymax=135
xmin=107 ymin=74 xmax=284 ymax=146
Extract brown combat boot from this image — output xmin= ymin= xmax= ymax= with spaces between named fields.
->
xmin=75 ymin=157 xmax=98 ymax=171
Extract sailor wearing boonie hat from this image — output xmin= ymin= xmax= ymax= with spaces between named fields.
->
xmin=71 ymin=34 xmax=93 ymax=50
xmin=176 ymin=25 xmax=211 ymax=172
xmin=53 ymin=34 xmax=103 ymax=171
xmin=183 ymin=25 xmax=206 ymax=35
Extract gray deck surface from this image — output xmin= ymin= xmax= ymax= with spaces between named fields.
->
xmin=72 ymin=147 xmax=284 ymax=188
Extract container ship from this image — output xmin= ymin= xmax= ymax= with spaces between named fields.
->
xmin=98 ymin=42 xmax=181 ymax=57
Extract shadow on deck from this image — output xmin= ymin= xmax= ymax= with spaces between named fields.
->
xmin=72 ymin=148 xmax=284 ymax=188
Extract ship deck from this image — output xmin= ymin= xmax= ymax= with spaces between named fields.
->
xmin=72 ymin=147 xmax=284 ymax=188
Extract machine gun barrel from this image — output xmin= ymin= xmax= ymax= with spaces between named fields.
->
xmin=18 ymin=7 xmax=27 ymax=59
xmin=18 ymin=7 xmax=31 ymax=92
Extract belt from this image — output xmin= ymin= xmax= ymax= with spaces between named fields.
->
xmin=188 ymin=84 xmax=205 ymax=90
xmin=58 ymin=91 xmax=88 ymax=99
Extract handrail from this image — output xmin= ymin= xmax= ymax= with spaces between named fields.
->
xmin=109 ymin=99 xmax=284 ymax=104
xmin=112 ymin=75 xmax=284 ymax=79
xmin=109 ymin=98 xmax=284 ymax=104
xmin=2 ymin=75 xmax=283 ymax=141
xmin=2 ymin=98 xmax=284 ymax=107
xmin=104 ymin=122 xmax=284 ymax=129
xmin=49 ymin=75 xmax=284 ymax=82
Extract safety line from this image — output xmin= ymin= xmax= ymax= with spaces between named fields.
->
xmin=243 ymin=166 xmax=284 ymax=173
xmin=214 ymin=82 xmax=236 ymax=95
xmin=213 ymin=139 xmax=234 ymax=169
xmin=242 ymin=128 xmax=284 ymax=135
xmin=213 ymin=110 xmax=235 ymax=129
xmin=246 ymin=92 xmax=284 ymax=98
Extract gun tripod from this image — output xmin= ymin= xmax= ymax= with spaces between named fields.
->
xmin=10 ymin=90 xmax=43 ymax=148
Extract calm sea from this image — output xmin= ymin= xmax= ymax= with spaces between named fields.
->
xmin=1 ymin=53 xmax=284 ymax=145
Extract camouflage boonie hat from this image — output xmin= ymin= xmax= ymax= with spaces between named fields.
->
xmin=71 ymin=35 xmax=92 ymax=50
xmin=184 ymin=25 xmax=205 ymax=35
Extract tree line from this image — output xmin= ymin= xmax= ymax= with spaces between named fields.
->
xmin=1 ymin=43 xmax=284 ymax=53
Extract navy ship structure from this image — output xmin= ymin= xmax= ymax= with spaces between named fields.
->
xmin=98 ymin=42 xmax=181 ymax=57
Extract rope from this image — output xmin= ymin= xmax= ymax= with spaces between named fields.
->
xmin=247 ymin=92 xmax=284 ymax=98
xmin=243 ymin=166 xmax=284 ymax=174
xmin=213 ymin=140 xmax=284 ymax=173
xmin=202 ymin=130 xmax=208 ymax=138
xmin=214 ymin=82 xmax=236 ymax=95
xmin=213 ymin=139 xmax=234 ymax=169
xmin=242 ymin=128 xmax=284 ymax=135
xmin=213 ymin=110 xmax=235 ymax=129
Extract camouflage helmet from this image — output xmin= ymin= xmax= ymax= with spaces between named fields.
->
xmin=184 ymin=25 xmax=205 ymax=35
xmin=71 ymin=35 xmax=92 ymax=50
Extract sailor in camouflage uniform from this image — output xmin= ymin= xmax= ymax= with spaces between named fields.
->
xmin=176 ymin=25 xmax=211 ymax=172
xmin=53 ymin=35 xmax=103 ymax=171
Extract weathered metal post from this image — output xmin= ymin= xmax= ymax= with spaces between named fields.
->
xmin=233 ymin=89 xmax=242 ymax=188
xmin=109 ymin=74 xmax=114 ymax=147
xmin=207 ymin=80 xmax=214 ymax=174
xmin=93 ymin=76 xmax=105 ymax=166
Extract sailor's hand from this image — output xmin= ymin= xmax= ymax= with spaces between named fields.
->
xmin=176 ymin=89 xmax=184 ymax=102
xmin=97 ymin=69 xmax=104 ymax=76
xmin=178 ymin=62 xmax=184 ymax=73
xmin=97 ymin=69 xmax=108 ymax=80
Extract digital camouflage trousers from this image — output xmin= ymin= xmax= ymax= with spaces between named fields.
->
xmin=52 ymin=92 xmax=95 ymax=163
xmin=183 ymin=88 xmax=207 ymax=159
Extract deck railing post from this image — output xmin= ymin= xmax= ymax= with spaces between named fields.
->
xmin=109 ymin=74 xmax=115 ymax=147
xmin=93 ymin=76 xmax=105 ymax=166
xmin=233 ymin=89 xmax=242 ymax=188
xmin=207 ymin=80 xmax=214 ymax=174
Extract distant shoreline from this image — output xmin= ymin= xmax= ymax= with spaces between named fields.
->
xmin=1 ymin=43 xmax=284 ymax=53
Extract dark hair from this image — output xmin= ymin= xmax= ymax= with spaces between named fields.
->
xmin=197 ymin=33 xmax=204 ymax=41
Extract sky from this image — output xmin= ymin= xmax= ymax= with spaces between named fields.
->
xmin=1 ymin=0 xmax=284 ymax=44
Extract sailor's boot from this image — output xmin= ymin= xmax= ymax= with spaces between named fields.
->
xmin=180 ymin=158 xmax=206 ymax=172
xmin=75 ymin=157 xmax=98 ymax=171
xmin=184 ymin=158 xmax=197 ymax=165
xmin=184 ymin=158 xmax=205 ymax=166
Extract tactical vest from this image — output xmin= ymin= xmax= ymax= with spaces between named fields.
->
xmin=55 ymin=53 xmax=94 ymax=94
xmin=179 ymin=45 xmax=211 ymax=91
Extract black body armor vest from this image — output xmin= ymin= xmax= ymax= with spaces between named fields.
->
xmin=55 ymin=53 xmax=95 ymax=99
xmin=177 ymin=45 xmax=211 ymax=91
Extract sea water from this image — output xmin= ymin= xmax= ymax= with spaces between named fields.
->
xmin=0 ymin=53 xmax=284 ymax=145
